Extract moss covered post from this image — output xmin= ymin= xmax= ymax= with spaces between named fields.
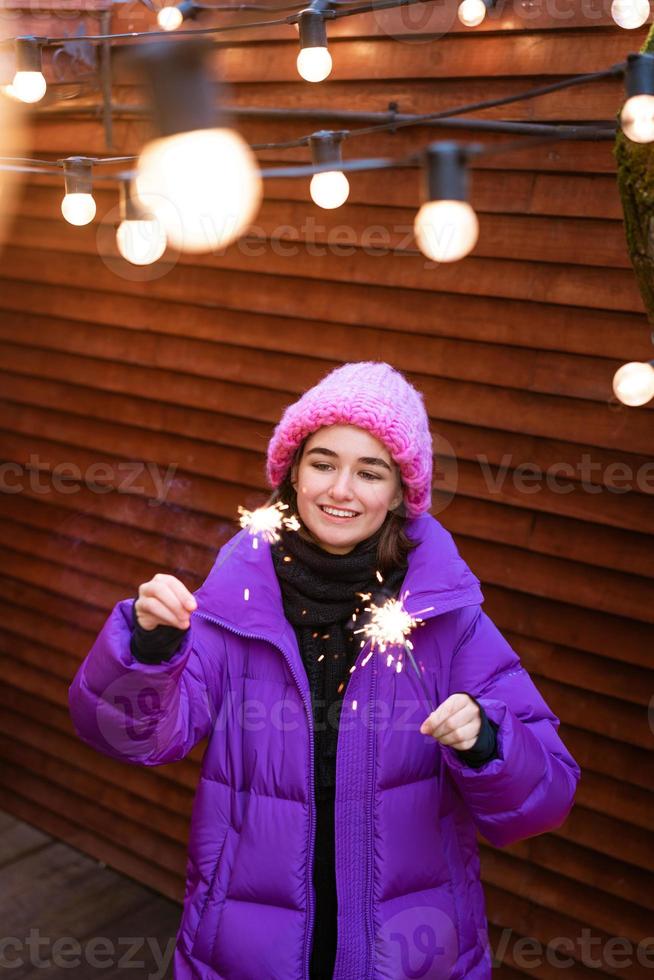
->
xmin=615 ymin=25 xmax=654 ymax=321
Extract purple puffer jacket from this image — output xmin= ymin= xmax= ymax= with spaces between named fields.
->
xmin=68 ymin=514 xmax=580 ymax=980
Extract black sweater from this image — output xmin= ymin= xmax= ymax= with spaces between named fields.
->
xmin=129 ymin=600 xmax=498 ymax=979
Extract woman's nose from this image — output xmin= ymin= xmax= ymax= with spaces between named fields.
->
xmin=329 ymin=471 xmax=354 ymax=499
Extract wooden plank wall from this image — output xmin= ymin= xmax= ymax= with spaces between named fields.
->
xmin=0 ymin=0 xmax=653 ymax=975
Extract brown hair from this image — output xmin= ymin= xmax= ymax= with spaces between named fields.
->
xmin=264 ymin=436 xmax=418 ymax=575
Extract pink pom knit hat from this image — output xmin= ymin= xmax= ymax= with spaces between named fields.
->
xmin=266 ymin=361 xmax=433 ymax=518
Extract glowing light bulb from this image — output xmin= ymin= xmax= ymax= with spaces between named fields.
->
xmin=157 ymin=5 xmax=184 ymax=30
xmin=621 ymin=94 xmax=654 ymax=142
xmin=310 ymin=170 xmax=350 ymax=209
xmin=611 ymin=0 xmax=650 ymax=27
xmin=457 ymin=0 xmax=487 ymax=25
xmin=61 ymin=192 xmax=96 ymax=226
xmin=116 ymin=218 xmax=167 ymax=265
xmin=414 ymin=200 xmax=479 ymax=263
xmin=612 ymin=361 xmax=654 ymax=405
xmin=297 ymin=47 xmax=332 ymax=83
xmin=11 ymin=70 xmax=46 ymax=103
xmin=135 ymin=127 xmax=262 ymax=254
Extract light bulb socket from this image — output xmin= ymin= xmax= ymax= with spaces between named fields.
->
xmin=460 ymin=0 xmax=496 ymax=9
xmin=625 ymin=52 xmax=654 ymax=98
xmin=15 ymin=36 xmax=44 ymax=73
xmin=297 ymin=9 xmax=327 ymax=49
xmin=128 ymin=39 xmax=226 ymax=137
xmin=422 ymin=142 xmax=470 ymax=203
xmin=120 ymin=180 xmax=148 ymax=221
xmin=63 ymin=157 xmax=93 ymax=195
xmin=309 ymin=130 xmax=344 ymax=166
xmin=176 ymin=0 xmax=200 ymax=18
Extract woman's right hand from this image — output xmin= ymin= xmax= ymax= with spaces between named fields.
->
xmin=134 ymin=573 xmax=197 ymax=631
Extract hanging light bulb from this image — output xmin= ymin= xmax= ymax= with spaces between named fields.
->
xmin=612 ymin=360 xmax=654 ymax=405
xmin=457 ymin=0 xmax=495 ymax=26
xmin=611 ymin=0 xmax=650 ymax=28
xmin=12 ymin=37 xmax=47 ymax=104
xmin=132 ymin=40 xmax=262 ymax=254
xmin=156 ymin=0 xmax=198 ymax=31
xmin=296 ymin=9 xmax=332 ymax=83
xmin=61 ymin=157 xmax=96 ymax=225
xmin=621 ymin=53 xmax=654 ymax=142
xmin=157 ymin=5 xmax=183 ymax=29
xmin=115 ymin=181 xmax=167 ymax=265
xmin=414 ymin=142 xmax=479 ymax=263
xmin=309 ymin=131 xmax=349 ymax=209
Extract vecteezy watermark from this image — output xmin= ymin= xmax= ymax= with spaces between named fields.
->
xmin=477 ymin=453 xmax=654 ymax=496
xmin=0 ymin=0 xmax=151 ymax=21
xmin=0 ymin=455 xmax=179 ymax=507
xmin=96 ymin=210 xmax=466 ymax=281
xmin=489 ymin=927 xmax=654 ymax=970
xmin=0 ymin=929 xmax=175 ymax=977
xmin=94 ymin=689 xmax=444 ymax=756
xmin=380 ymin=907 xmax=459 ymax=978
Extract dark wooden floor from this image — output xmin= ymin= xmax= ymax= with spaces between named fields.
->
xmin=0 ymin=809 xmax=181 ymax=978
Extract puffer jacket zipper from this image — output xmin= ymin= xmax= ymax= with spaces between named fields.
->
xmin=365 ymin=642 xmax=377 ymax=980
xmin=194 ymin=610 xmax=316 ymax=980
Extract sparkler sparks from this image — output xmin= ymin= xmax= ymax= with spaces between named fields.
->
xmin=354 ymin=594 xmax=424 ymax=654
xmin=238 ymin=502 xmax=301 ymax=543
xmin=354 ymin=591 xmax=437 ymax=710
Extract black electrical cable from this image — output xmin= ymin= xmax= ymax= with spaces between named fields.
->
xmin=195 ymin=1 xmax=305 ymax=9
xmin=342 ymin=64 xmax=626 ymax=139
xmin=0 ymin=0 xmax=628 ymax=175
xmin=40 ymin=12 xmax=296 ymax=43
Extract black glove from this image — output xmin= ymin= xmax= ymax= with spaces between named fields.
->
xmin=130 ymin=596 xmax=189 ymax=664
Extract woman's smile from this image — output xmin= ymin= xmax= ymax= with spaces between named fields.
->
xmin=318 ymin=504 xmax=361 ymax=522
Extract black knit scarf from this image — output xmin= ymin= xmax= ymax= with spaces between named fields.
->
xmin=270 ymin=523 xmax=407 ymax=799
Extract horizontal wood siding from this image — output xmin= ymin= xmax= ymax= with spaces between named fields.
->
xmin=0 ymin=1 xmax=652 ymax=974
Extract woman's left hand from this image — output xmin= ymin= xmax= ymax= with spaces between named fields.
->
xmin=419 ymin=693 xmax=482 ymax=751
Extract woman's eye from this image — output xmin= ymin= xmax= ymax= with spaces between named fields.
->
xmin=311 ymin=463 xmax=380 ymax=481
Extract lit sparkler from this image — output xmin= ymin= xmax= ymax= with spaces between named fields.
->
xmin=238 ymin=501 xmax=301 ymax=543
xmin=354 ymin=590 xmax=437 ymax=711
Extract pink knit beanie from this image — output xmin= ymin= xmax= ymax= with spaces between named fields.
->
xmin=266 ymin=361 xmax=433 ymax=518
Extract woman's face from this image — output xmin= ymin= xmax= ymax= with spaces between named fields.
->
xmin=290 ymin=424 xmax=403 ymax=555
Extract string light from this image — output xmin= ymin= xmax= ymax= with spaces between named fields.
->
xmin=132 ymin=40 xmax=262 ymax=253
xmin=296 ymin=8 xmax=332 ymax=82
xmin=611 ymin=0 xmax=650 ymax=29
xmin=12 ymin=37 xmax=46 ymax=104
xmin=309 ymin=130 xmax=349 ymax=208
xmin=0 ymin=9 xmax=648 ymax=408
xmin=156 ymin=0 xmax=199 ymax=31
xmin=457 ymin=0 xmax=495 ymax=27
xmin=413 ymin=142 xmax=479 ymax=263
xmin=61 ymin=157 xmax=96 ymax=225
xmin=115 ymin=180 xmax=167 ymax=265
xmin=612 ymin=360 xmax=654 ymax=405
xmin=621 ymin=52 xmax=654 ymax=142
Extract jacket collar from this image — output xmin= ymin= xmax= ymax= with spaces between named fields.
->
xmin=193 ymin=513 xmax=482 ymax=643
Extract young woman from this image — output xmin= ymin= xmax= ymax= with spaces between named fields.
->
xmin=69 ymin=361 xmax=580 ymax=980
